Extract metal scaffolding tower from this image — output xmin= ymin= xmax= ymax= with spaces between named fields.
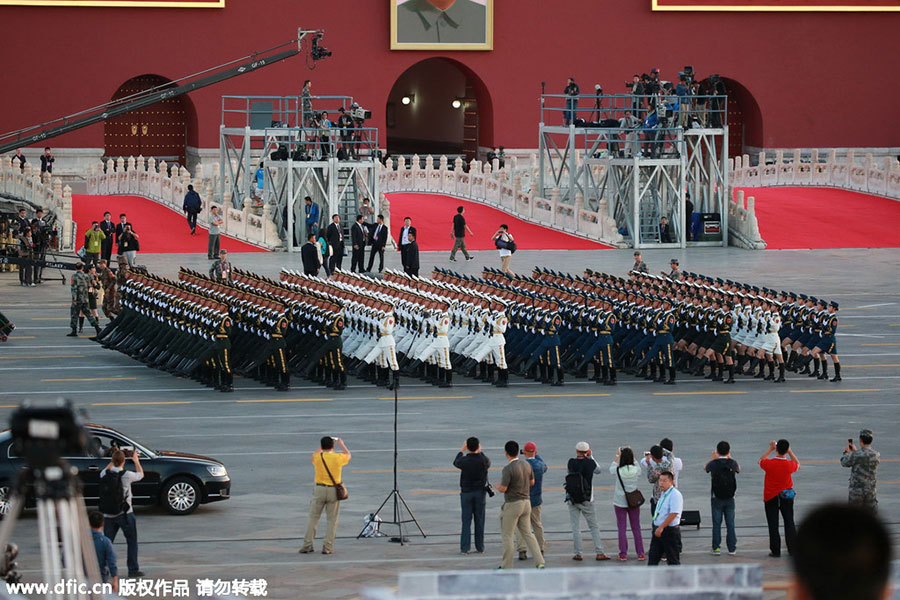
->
xmin=218 ymin=95 xmax=379 ymax=251
xmin=538 ymin=92 xmax=728 ymax=248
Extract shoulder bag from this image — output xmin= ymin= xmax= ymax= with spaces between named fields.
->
xmin=617 ymin=466 xmax=645 ymax=508
xmin=321 ymin=453 xmax=349 ymax=501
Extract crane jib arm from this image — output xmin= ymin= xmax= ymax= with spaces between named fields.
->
xmin=0 ymin=47 xmax=300 ymax=156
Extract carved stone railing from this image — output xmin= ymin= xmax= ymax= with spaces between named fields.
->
xmin=1 ymin=157 xmax=75 ymax=250
xmin=86 ymin=156 xmax=282 ymax=250
xmin=377 ymin=154 xmax=625 ymax=247
xmin=730 ymin=149 xmax=900 ymax=199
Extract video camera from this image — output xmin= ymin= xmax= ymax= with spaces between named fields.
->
xmin=10 ymin=400 xmax=89 ymax=469
xmin=311 ymin=32 xmax=332 ymax=61
xmin=350 ymin=106 xmax=371 ymax=120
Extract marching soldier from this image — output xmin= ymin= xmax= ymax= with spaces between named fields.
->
xmin=68 ymin=262 xmax=100 ymax=337
xmin=841 ymin=429 xmax=879 ymax=512
xmin=99 ymin=259 xmax=119 ymax=319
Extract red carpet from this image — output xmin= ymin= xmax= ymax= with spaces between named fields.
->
xmin=72 ymin=195 xmax=268 ymax=253
xmin=386 ymin=193 xmax=612 ymax=251
xmin=737 ymin=187 xmax=900 ymax=250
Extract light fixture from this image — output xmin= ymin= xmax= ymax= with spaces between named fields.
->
xmin=401 ymin=94 xmax=415 ymax=105
xmin=451 ymin=99 xmax=462 ymax=109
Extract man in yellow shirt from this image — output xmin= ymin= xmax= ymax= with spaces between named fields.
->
xmin=300 ymin=436 xmax=351 ymax=555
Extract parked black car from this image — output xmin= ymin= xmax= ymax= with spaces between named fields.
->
xmin=0 ymin=424 xmax=230 ymax=515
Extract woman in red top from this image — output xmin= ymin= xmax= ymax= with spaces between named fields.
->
xmin=759 ymin=439 xmax=800 ymax=557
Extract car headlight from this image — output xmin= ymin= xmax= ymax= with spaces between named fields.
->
xmin=206 ymin=465 xmax=227 ymax=477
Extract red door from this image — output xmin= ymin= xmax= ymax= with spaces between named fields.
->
xmin=104 ymin=75 xmax=187 ymax=166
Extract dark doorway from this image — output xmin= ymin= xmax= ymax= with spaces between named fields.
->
xmin=104 ymin=74 xmax=190 ymax=167
xmin=386 ymin=58 xmax=493 ymax=162
xmin=723 ymin=78 xmax=763 ymax=157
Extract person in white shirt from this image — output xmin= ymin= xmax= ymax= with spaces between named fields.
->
xmin=609 ymin=447 xmax=645 ymax=561
xmin=100 ymin=449 xmax=145 ymax=577
xmin=647 ymin=471 xmax=683 ymax=565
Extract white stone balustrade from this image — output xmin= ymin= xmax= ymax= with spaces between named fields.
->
xmin=1 ymin=157 xmax=75 ymax=250
xmin=85 ymin=156 xmax=282 ymax=250
xmin=377 ymin=154 xmax=624 ymax=247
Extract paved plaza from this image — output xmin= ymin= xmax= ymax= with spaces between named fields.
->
xmin=1 ymin=246 xmax=898 ymax=599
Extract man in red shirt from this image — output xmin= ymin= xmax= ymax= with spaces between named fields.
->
xmin=759 ymin=439 xmax=800 ymax=557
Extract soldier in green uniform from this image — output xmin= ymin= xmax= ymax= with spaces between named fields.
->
xmin=67 ymin=262 xmax=100 ymax=337
xmin=841 ymin=429 xmax=879 ymax=512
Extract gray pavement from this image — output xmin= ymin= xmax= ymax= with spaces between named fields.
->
xmin=0 ymin=246 xmax=898 ymax=599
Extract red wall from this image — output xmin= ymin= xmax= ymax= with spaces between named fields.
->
xmin=1 ymin=0 xmax=897 ymax=151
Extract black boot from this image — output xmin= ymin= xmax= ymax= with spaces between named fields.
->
xmin=646 ymin=363 xmax=657 ymax=381
xmin=786 ymin=350 xmax=798 ymax=371
xmin=67 ymin=329 xmax=78 ymax=337
xmin=655 ymin=364 xmax=667 ymax=383
xmin=485 ymin=364 xmax=495 ymax=384
xmin=539 ymin=364 xmax=550 ymax=384
xmin=551 ymin=366 xmax=564 ymax=386
xmin=495 ymin=368 xmax=509 ymax=388
xmin=664 ymin=367 xmax=676 ymax=385
xmin=765 ymin=361 xmax=775 ymax=381
xmin=334 ymin=371 xmax=347 ymax=391
xmin=808 ymin=358 xmax=820 ymax=378
xmin=830 ymin=362 xmax=842 ymax=382
xmin=705 ymin=362 xmax=717 ymax=380
xmin=712 ymin=362 xmax=724 ymax=382
xmin=723 ymin=363 xmax=735 ymax=384
xmin=386 ymin=369 xmax=400 ymax=391
xmin=818 ymin=360 xmax=829 ymax=380
xmin=605 ymin=367 xmax=617 ymax=385
xmin=798 ymin=354 xmax=812 ymax=374
xmin=775 ymin=362 xmax=786 ymax=383
xmin=693 ymin=356 xmax=709 ymax=376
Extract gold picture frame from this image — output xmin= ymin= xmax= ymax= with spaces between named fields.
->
xmin=0 ymin=0 xmax=222 ymax=6
xmin=651 ymin=0 xmax=900 ymax=11
xmin=391 ymin=0 xmax=493 ymax=51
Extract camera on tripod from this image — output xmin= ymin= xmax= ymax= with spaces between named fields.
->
xmin=11 ymin=400 xmax=89 ymax=469
xmin=350 ymin=105 xmax=371 ymax=121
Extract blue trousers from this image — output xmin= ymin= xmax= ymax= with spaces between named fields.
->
xmin=104 ymin=512 xmax=139 ymax=575
xmin=710 ymin=496 xmax=736 ymax=552
xmin=460 ymin=490 xmax=487 ymax=553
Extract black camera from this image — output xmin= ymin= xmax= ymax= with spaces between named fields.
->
xmin=311 ymin=33 xmax=332 ymax=61
xmin=10 ymin=400 xmax=89 ymax=469
xmin=484 ymin=482 xmax=495 ymax=498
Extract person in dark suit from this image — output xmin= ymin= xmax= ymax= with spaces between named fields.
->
xmin=366 ymin=214 xmax=389 ymax=273
xmin=405 ymin=232 xmax=420 ymax=277
xmin=350 ymin=214 xmax=367 ymax=272
xmin=301 ymin=233 xmax=321 ymax=276
xmin=114 ymin=214 xmax=129 ymax=255
xmin=684 ymin=192 xmax=694 ymax=242
xmin=325 ymin=214 xmax=344 ymax=273
xmin=99 ymin=211 xmax=116 ymax=263
xmin=659 ymin=216 xmax=672 ymax=243
xmin=398 ymin=216 xmax=416 ymax=272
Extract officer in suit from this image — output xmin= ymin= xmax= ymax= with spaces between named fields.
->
xmin=405 ymin=231 xmax=420 ymax=277
xmin=350 ymin=214 xmax=367 ymax=272
xmin=326 ymin=214 xmax=344 ymax=273
xmin=398 ymin=216 xmax=416 ymax=272
xmin=366 ymin=214 xmax=389 ymax=273
xmin=301 ymin=233 xmax=321 ymax=276
xmin=114 ymin=213 xmax=129 ymax=253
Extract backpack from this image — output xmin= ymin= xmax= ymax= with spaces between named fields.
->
xmin=711 ymin=461 xmax=737 ymax=500
xmin=564 ymin=471 xmax=589 ymax=504
xmin=98 ymin=470 xmax=128 ymax=515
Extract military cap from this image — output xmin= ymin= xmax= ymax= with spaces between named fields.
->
xmin=830 ymin=301 xmax=840 ymax=309
xmin=633 ymin=251 xmax=642 ymax=256
xmin=809 ymin=296 xmax=818 ymax=304
xmin=670 ymin=258 xmax=679 ymax=265
xmin=816 ymin=298 xmax=827 ymax=307
xmin=859 ymin=428 xmax=873 ymax=438
xmin=798 ymin=293 xmax=807 ymax=300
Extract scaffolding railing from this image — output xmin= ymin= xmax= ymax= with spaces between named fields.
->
xmin=540 ymin=93 xmax=727 ymax=129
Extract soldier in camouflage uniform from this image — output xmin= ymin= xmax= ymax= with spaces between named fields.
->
xmin=841 ymin=428 xmax=879 ymax=512
xmin=99 ymin=259 xmax=118 ymax=319
xmin=67 ymin=262 xmax=100 ymax=337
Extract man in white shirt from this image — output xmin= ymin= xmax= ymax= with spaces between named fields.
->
xmin=647 ymin=471 xmax=683 ymax=565
xmin=100 ymin=449 xmax=145 ymax=577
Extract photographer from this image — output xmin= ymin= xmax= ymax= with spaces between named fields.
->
xmin=84 ymin=221 xmax=106 ymax=267
xmin=566 ymin=441 xmax=610 ymax=561
xmin=30 ymin=220 xmax=47 ymax=284
xmin=337 ymin=107 xmax=354 ymax=157
xmin=627 ymin=75 xmax=645 ymax=113
xmin=619 ymin=110 xmax=641 ymax=158
xmin=39 ymin=147 xmax=54 ymax=175
xmin=841 ymin=429 xmax=879 ymax=511
xmin=564 ymin=77 xmax=580 ymax=126
xmin=453 ymin=437 xmax=491 ymax=555
xmin=300 ymin=436 xmax=351 ymax=555
xmin=641 ymin=104 xmax=660 ymax=159
xmin=100 ymin=448 xmax=144 ymax=578
xmin=492 ymin=224 xmax=515 ymax=275
xmin=17 ymin=226 xmax=35 ymax=286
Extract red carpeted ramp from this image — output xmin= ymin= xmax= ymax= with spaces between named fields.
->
xmin=386 ymin=193 xmax=612 ymax=251
xmin=72 ymin=194 xmax=268 ymax=253
xmin=738 ymin=187 xmax=900 ymax=250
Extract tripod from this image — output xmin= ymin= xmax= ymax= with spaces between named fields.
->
xmin=357 ymin=377 xmax=425 ymax=544
xmin=0 ymin=464 xmax=104 ymax=598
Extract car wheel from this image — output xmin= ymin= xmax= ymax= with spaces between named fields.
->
xmin=0 ymin=485 xmax=11 ymax=518
xmin=162 ymin=477 xmax=200 ymax=515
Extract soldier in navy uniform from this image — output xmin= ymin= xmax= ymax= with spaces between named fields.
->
xmin=811 ymin=301 xmax=841 ymax=382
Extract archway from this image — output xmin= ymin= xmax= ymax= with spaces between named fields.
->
xmin=104 ymin=74 xmax=193 ymax=167
xmin=723 ymin=77 xmax=763 ymax=157
xmin=386 ymin=58 xmax=493 ymax=162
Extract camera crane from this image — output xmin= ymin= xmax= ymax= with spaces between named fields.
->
xmin=0 ymin=28 xmax=331 ymax=156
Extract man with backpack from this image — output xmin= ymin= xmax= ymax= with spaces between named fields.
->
xmin=565 ymin=441 xmax=610 ymax=561
xmin=99 ymin=449 xmax=144 ymax=578
xmin=705 ymin=441 xmax=740 ymax=555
